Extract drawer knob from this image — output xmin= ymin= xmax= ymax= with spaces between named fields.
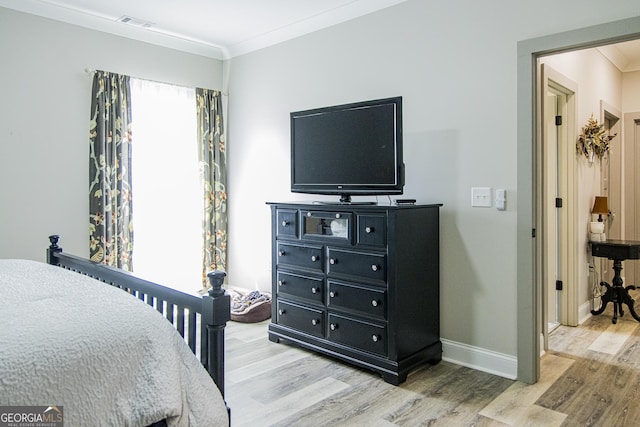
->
xmin=311 ymin=319 xmax=320 ymax=326
xmin=372 ymin=334 xmax=381 ymax=342
xmin=365 ymin=226 xmax=374 ymax=233
xmin=335 ymin=213 xmax=341 ymax=219
xmin=278 ymin=250 xmax=286 ymax=257
xmin=330 ymin=323 xmax=338 ymax=331
xmin=281 ymin=220 xmax=289 ymax=227
xmin=371 ymin=264 xmax=380 ymax=272
xmin=329 ymin=291 xmax=337 ymax=298
xmin=278 ymin=309 xmax=285 ymax=315
xmin=371 ymin=299 xmax=379 ymax=307
xmin=329 ymin=258 xmax=337 ymax=265
xmin=311 ymin=287 xmax=319 ymax=294
xmin=278 ymin=280 xmax=285 ymax=287
xmin=311 ymin=255 xmax=319 ymax=262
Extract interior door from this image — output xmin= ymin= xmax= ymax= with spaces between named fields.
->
xmin=539 ymin=64 xmax=578 ymax=352
xmin=601 ymin=105 xmax=621 ymax=283
xmin=624 ymin=113 xmax=640 ymax=284
xmin=543 ymin=89 xmax=562 ymax=335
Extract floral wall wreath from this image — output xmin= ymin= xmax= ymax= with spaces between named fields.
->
xmin=576 ymin=115 xmax=616 ymax=162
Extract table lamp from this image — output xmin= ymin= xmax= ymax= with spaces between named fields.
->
xmin=592 ymin=196 xmax=609 ymax=222
xmin=589 ymin=196 xmax=609 ymax=239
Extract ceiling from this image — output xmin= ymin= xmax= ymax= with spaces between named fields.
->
xmin=0 ymin=0 xmax=410 ymax=59
xmin=1 ymin=0 xmax=639 ymax=66
xmin=597 ymin=39 xmax=640 ymax=72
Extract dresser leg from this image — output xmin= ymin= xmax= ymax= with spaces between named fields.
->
xmin=268 ymin=333 xmax=280 ymax=343
xmin=381 ymin=372 xmax=404 ymax=386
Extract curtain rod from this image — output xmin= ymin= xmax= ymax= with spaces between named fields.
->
xmin=84 ymin=68 xmax=227 ymax=96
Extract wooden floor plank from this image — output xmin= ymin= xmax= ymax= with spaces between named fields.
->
xmin=479 ymin=354 xmax=572 ymax=425
xmin=224 ymin=314 xmax=640 ymax=426
xmin=588 ymin=320 xmax=638 ymax=354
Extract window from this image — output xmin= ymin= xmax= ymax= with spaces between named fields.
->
xmin=130 ymin=79 xmax=202 ymax=294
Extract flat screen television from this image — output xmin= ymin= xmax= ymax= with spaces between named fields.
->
xmin=290 ymin=96 xmax=403 ymax=203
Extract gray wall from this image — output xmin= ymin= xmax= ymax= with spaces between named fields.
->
xmin=3 ymin=0 xmax=640 ymax=379
xmin=623 ymin=71 xmax=640 ymax=111
xmin=0 ymin=7 xmax=222 ymax=260
xmin=225 ymin=0 xmax=640 ymax=364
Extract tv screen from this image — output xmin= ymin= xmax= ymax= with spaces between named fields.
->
xmin=290 ymin=96 xmax=403 ymax=203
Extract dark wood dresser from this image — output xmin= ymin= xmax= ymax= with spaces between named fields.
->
xmin=267 ymin=202 xmax=442 ymax=384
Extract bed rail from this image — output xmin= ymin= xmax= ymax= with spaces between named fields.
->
xmin=46 ymin=235 xmax=230 ymax=397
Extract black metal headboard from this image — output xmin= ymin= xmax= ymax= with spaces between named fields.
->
xmin=46 ymin=235 xmax=230 ymax=397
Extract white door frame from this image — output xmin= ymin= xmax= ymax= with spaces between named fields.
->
xmin=516 ymin=16 xmax=640 ymax=384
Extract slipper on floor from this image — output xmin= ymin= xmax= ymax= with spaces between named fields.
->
xmin=229 ymin=288 xmax=272 ymax=323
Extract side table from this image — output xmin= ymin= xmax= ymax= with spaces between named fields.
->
xmin=591 ymin=240 xmax=640 ymax=324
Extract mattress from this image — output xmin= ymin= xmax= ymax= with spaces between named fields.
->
xmin=0 ymin=259 xmax=228 ymax=426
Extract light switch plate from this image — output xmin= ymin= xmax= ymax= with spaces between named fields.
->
xmin=496 ymin=188 xmax=506 ymax=210
xmin=471 ymin=187 xmax=492 ymax=207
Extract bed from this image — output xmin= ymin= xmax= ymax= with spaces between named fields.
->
xmin=0 ymin=235 xmax=230 ymax=426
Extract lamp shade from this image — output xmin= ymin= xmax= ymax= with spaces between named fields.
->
xmin=592 ymin=196 xmax=609 ymax=215
xmin=592 ymin=196 xmax=609 ymax=223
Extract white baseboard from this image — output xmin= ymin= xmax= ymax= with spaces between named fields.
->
xmin=441 ymin=305 xmax=592 ymax=381
xmin=579 ymin=300 xmax=593 ymax=324
xmin=441 ymin=338 xmax=517 ymax=380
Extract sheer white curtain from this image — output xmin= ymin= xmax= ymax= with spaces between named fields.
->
xmin=130 ymin=78 xmax=202 ymax=294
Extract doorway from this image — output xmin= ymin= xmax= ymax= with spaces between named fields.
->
xmin=516 ymin=16 xmax=640 ymax=384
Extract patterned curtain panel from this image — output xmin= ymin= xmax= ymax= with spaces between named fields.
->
xmin=88 ymin=70 xmax=134 ymax=270
xmin=196 ymin=88 xmax=227 ymax=288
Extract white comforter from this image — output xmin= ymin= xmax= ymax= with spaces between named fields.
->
xmin=0 ymin=259 xmax=228 ymax=427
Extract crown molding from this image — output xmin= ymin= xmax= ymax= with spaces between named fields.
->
xmin=0 ymin=0 xmax=226 ymax=59
xmin=1 ymin=0 xmax=411 ymax=60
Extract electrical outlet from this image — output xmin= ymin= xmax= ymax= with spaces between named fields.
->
xmin=471 ymin=187 xmax=492 ymax=207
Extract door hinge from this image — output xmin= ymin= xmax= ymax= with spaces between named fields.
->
xmin=555 ymin=115 xmax=562 ymax=126
xmin=532 ymin=228 xmax=536 ymax=238
xmin=556 ymin=280 xmax=563 ymax=291
xmin=556 ymin=198 xmax=563 ymax=208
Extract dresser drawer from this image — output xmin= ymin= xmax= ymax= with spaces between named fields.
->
xmin=327 ymin=248 xmax=386 ymax=283
xmin=277 ymin=242 xmax=323 ymax=272
xmin=327 ymin=281 xmax=386 ymax=319
xmin=302 ymin=210 xmax=352 ymax=242
xmin=276 ymin=209 xmax=298 ymax=238
xmin=356 ymin=214 xmax=386 ymax=247
xmin=277 ymin=271 xmax=324 ymax=304
xmin=328 ymin=313 xmax=386 ymax=356
xmin=277 ymin=300 xmax=324 ymax=338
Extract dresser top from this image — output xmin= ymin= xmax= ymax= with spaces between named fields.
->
xmin=267 ymin=201 xmax=443 ymax=210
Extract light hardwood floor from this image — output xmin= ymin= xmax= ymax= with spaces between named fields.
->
xmin=224 ymin=305 xmax=640 ymax=426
